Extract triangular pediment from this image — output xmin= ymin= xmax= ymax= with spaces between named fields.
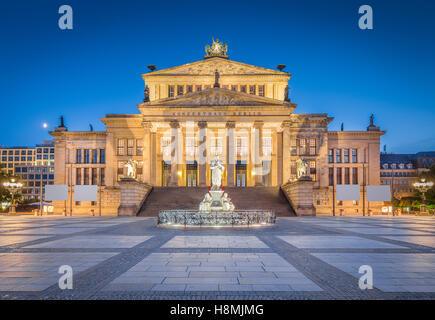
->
xmin=143 ymin=57 xmax=289 ymax=76
xmin=143 ymin=88 xmax=291 ymax=107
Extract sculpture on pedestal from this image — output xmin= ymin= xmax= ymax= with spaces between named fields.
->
xmin=124 ymin=159 xmax=139 ymax=179
xmin=296 ymin=158 xmax=309 ymax=179
xmin=210 ymin=156 xmax=224 ymax=190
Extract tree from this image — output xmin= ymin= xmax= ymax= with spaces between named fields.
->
xmin=0 ymin=171 xmax=11 ymax=203
xmin=414 ymin=164 xmax=435 ymax=205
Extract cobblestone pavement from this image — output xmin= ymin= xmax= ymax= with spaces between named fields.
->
xmin=0 ymin=215 xmax=434 ymax=300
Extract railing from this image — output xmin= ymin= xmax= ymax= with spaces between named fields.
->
xmin=158 ymin=209 xmax=276 ymax=227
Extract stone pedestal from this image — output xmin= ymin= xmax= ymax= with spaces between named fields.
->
xmin=118 ymin=178 xmax=152 ymax=216
xmin=281 ymin=177 xmax=316 ymax=216
xmin=210 ymin=190 xmax=224 ymax=211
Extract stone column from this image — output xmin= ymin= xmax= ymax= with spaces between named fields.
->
xmin=142 ymin=121 xmax=152 ymax=184
xmin=150 ymin=131 xmax=157 ymax=185
xmin=226 ymin=121 xmax=235 ymax=186
xmin=281 ymin=121 xmax=291 ymax=184
xmin=277 ymin=129 xmax=283 ymax=186
xmin=170 ymin=120 xmax=179 ymax=186
xmin=253 ymin=121 xmax=263 ymax=186
xmin=198 ymin=121 xmax=207 ymax=186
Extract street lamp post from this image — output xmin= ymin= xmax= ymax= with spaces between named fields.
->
xmin=3 ymin=178 xmax=23 ymax=215
xmin=413 ymin=178 xmax=433 ymax=213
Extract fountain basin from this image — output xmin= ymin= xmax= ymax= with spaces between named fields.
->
xmin=157 ymin=210 xmax=276 ymax=228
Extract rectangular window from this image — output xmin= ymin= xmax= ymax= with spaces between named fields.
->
xmin=76 ymin=149 xmax=82 ymax=163
xmin=298 ymin=138 xmax=306 ymax=156
xmin=329 ymin=167 xmax=334 ymax=186
xmin=262 ymin=137 xmax=272 ymax=156
xmin=249 ymin=85 xmax=256 ymax=95
xmin=195 ymin=85 xmax=202 ymax=92
xmin=100 ymin=168 xmax=105 ymax=186
xmin=84 ymin=149 xmax=90 ymax=164
xmin=117 ymin=161 xmax=124 ymax=179
xmin=344 ymin=167 xmax=350 ymax=184
xmin=240 ymin=85 xmax=247 ymax=93
xmin=309 ymin=138 xmax=316 ymax=155
xmin=84 ymin=168 xmax=89 ymax=185
xmin=117 ymin=139 xmax=126 ymax=156
xmin=344 ymin=149 xmax=349 ymax=163
xmin=76 ymin=168 xmax=81 ymax=185
xmin=92 ymin=149 xmax=98 ymax=163
xmin=136 ymin=139 xmax=143 ymax=156
xmin=336 ymin=167 xmax=342 ymax=185
xmin=100 ymin=149 xmax=106 ymax=164
xmin=352 ymin=168 xmax=358 ymax=184
xmin=352 ymin=149 xmax=357 ymax=163
xmin=127 ymin=139 xmax=134 ymax=156
xmin=236 ymin=137 xmax=249 ymax=156
xmin=161 ymin=137 xmax=171 ymax=156
xmin=328 ymin=149 xmax=333 ymax=163
xmin=177 ymin=85 xmax=184 ymax=96
xmin=185 ymin=137 xmax=197 ymax=157
xmin=168 ymin=85 xmax=175 ymax=97
xmin=309 ymin=161 xmax=316 ymax=181
xmin=336 ymin=149 xmax=342 ymax=163
xmin=258 ymin=85 xmax=265 ymax=97
xmin=91 ymin=168 xmax=97 ymax=185
xmin=231 ymin=85 xmax=237 ymax=91
xmin=186 ymin=85 xmax=193 ymax=93
xmin=210 ymin=137 xmax=223 ymax=156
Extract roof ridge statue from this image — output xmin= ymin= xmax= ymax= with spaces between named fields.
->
xmin=205 ymin=37 xmax=228 ymax=59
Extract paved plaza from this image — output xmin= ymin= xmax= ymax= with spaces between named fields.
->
xmin=0 ymin=215 xmax=434 ymax=299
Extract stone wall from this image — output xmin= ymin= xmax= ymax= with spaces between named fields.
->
xmin=281 ymin=179 xmax=315 ymax=216
xmin=52 ymin=186 xmax=120 ymax=216
xmin=118 ymin=178 xmax=153 ymax=216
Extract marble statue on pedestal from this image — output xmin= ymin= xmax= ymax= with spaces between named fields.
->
xmin=296 ymin=158 xmax=309 ymax=179
xmin=198 ymin=156 xmax=235 ymax=212
xmin=124 ymin=159 xmax=138 ymax=179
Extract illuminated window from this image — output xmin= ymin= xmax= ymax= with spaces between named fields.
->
xmin=336 ymin=149 xmax=342 ymax=163
xmin=195 ymin=85 xmax=202 ymax=92
xmin=298 ymin=138 xmax=306 ymax=156
xmin=210 ymin=137 xmax=223 ymax=156
xmin=309 ymin=161 xmax=316 ymax=181
xmin=161 ymin=137 xmax=171 ymax=156
xmin=309 ymin=138 xmax=316 ymax=155
xmin=262 ymin=137 xmax=272 ymax=156
xmin=186 ymin=85 xmax=193 ymax=93
xmin=231 ymin=85 xmax=238 ymax=91
xmin=249 ymin=85 xmax=256 ymax=95
xmin=236 ymin=137 xmax=248 ymax=156
xmin=240 ymin=85 xmax=247 ymax=93
xmin=185 ymin=137 xmax=197 ymax=157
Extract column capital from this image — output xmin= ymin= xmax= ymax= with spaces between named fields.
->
xmin=226 ymin=121 xmax=236 ymax=129
xmin=169 ymin=120 xmax=180 ymax=129
xmin=280 ymin=120 xmax=292 ymax=130
xmin=198 ymin=121 xmax=207 ymax=129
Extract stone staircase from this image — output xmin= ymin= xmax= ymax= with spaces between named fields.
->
xmin=137 ymin=186 xmax=295 ymax=217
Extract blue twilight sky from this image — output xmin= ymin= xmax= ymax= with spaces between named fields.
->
xmin=0 ymin=0 xmax=434 ymax=153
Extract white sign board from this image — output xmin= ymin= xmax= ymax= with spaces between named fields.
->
xmin=367 ymin=185 xmax=391 ymax=202
xmin=74 ymin=185 xmax=98 ymax=201
xmin=336 ymin=185 xmax=360 ymax=201
xmin=45 ymin=185 xmax=68 ymax=201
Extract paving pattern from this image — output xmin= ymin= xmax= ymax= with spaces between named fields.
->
xmin=0 ymin=215 xmax=434 ymax=299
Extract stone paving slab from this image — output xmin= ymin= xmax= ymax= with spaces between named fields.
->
xmin=25 ymin=235 xmax=153 ymax=249
xmin=162 ymin=236 xmax=268 ymax=248
xmin=0 ymin=216 xmax=434 ymax=299
xmin=278 ymin=235 xmax=405 ymax=249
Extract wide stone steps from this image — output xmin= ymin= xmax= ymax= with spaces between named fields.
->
xmin=137 ymin=186 xmax=295 ymax=217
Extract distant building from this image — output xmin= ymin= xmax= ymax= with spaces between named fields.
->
xmin=380 ymin=151 xmax=435 ymax=199
xmin=0 ymin=140 xmax=55 ymax=201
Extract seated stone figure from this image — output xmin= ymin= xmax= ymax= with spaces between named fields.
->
xmin=199 ymin=193 xmax=213 ymax=212
xmin=221 ymin=193 xmax=235 ymax=212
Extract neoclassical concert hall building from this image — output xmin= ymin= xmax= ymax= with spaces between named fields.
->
xmin=51 ymin=40 xmax=384 ymax=216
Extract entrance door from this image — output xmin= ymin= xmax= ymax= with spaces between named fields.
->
xmin=186 ymin=161 xmax=197 ymax=187
xmin=262 ymin=160 xmax=272 ymax=186
xmin=236 ymin=161 xmax=247 ymax=187
xmin=162 ymin=161 xmax=171 ymax=186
